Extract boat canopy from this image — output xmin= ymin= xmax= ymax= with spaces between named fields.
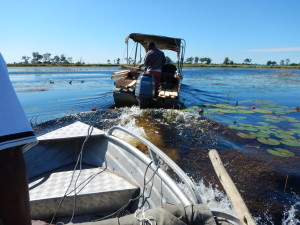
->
xmin=125 ymin=33 xmax=184 ymax=53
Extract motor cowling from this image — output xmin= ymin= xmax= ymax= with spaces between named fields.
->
xmin=135 ymin=73 xmax=155 ymax=108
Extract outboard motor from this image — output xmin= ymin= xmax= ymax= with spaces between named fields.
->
xmin=135 ymin=73 xmax=155 ymax=108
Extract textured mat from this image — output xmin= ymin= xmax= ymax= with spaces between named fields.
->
xmin=29 ymin=167 xmax=139 ymax=219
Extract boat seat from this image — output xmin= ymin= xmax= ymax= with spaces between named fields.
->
xmin=29 ymin=167 xmax=140 ymax=220
xmin=161 ymin=72 xmax=178 ymax=84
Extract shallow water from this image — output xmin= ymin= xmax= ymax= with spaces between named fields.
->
xmin=9 ymin=67 xmax=300 ymax=224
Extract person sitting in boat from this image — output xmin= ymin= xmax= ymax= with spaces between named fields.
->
xmin=0 ymin=53 xmax=51 ymax=225
xmin=137 ymin=42 xmax=166 ymax=95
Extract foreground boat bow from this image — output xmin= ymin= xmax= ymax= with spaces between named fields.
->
xmin=25 ymin=121 xmax=242 ymax=224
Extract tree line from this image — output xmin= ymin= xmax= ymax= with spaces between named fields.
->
xmin=14 ymin=52 xmax=300 ymax=67
xmin=184 ymin=56 xmax=299 ymax=66
xmin=20 ymin=52 xmax=84 ymax=65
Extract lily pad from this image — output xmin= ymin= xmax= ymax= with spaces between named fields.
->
xmin=237 ymin=132 xmax=256 ymax=139
xmin=267 ymin=148 xmax=295 ymax=157
xmin=249 ymin=131 xmax=270 ymax=138
xmin=256 ymin=99 xmax=277 ymax=106
xmin=237 ymin=110 xmax=255 ymax=114
xmin=275 ymin=133 xmax=296 ymax=140
xmin=241 ymin=126 xmax=259 ymax=132
xmin=211 ymin=104 xmax=236 ymax=109
xmin=290 ymin=129 xmax=300 ymax=135
xmin=228 ymin=125 xmax=247 ymax=130
xmin=234 ymin=116 xmax=247 ymax=119
xmin=292 ymin=123 xmax=300 ymax=128
xmin=281 ymin=116 xmax=299 ymax=123
xmin=252 ymin=109 xmax=274 ymax=114
xmin=262 ymin=115 xmax=282 ymax=121
xmin=281 ymin=139 xmax=300 ymax=147
xmin=257 ymin=122 xmax=270 ymax=126
xmin=257 ymin=137 xmax=280 ymax=145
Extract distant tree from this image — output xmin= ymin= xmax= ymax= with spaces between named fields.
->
xmin=116 ymin=58 xmax=120 ymax=64
xmin=107 ymin=59 xmax=111 ymax=64
xmin=285 ymin=58 xmax=290 ymax=66
xmin=243 ymin=58 xmax=251 ymax=64
xmin=21 ymin=56 xmax=30 ymax=64
xmin=199 ymin=57 xmax=212 ymax=64
xmin=266 ymin=60 xmax=277 ymax=66
xmin=60 ymin=54 xmax=68 ymax=63
xmin=190 ymin=57 xmax=194 ymax=64
xmin=185 ymin=57 xmax=194 ymax=64
xmin=60 ymin=54 xmax=66 ymax=63
xmin=280 ymin=60 xmax=285 ymax=66
xmin=31 ymin=52 xmax=43 ymax=63
xmin=194 ymin=56 xmax=199 ymax=64
xmin=67 ymin=57 xmax=73 ymax=64
xmin=165 ymin=56 xmax=174 ymax=64
xmin=76 ymin=57 xmax=84 ymax=64
xmin=199 ymin=57 xmax=206 ymax=64
xmin=52 ymin=55 xmax=60 ymax=64
xmin=206 ymin=58 xmax=212 ymax=64
xmin=230 ymin=60 xmax=234 ymax=65
xmin=43 ymin=53 xmax=51 ymax=63
xmin=223 ymin=57 xmax=230 ymax=65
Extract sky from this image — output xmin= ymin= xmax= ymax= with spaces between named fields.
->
xmin=1 ymin=0 xmax=300 ymax=65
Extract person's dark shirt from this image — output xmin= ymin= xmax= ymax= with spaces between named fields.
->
xmin=143 ymin=47 xmax=166 ymax=72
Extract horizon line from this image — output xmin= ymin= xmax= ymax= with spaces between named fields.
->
xmin=247 ymin=47 xmax=300 ymax=53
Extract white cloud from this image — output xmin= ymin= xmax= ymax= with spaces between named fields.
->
xmin=247 ymin=47 xmax=300 ymax=52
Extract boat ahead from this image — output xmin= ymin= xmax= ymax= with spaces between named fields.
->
xmin=25 ymin=121 xmax=248 ymax=224
xmin=112 ymin=33 xmax=186 ymax=109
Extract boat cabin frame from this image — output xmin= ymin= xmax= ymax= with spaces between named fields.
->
xmin=124 ymin=33 xmax=186 ymax=73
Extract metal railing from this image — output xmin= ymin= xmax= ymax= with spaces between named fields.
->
xmin=107 ymin=126 xmax=202 ymax=204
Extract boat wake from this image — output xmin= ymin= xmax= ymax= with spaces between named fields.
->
xmin=33 ymin=106 xmax=299 ymax=224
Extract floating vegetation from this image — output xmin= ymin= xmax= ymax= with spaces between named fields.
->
xmin=249 ymin=131 xmax=270 ymax=138
xmin=267 ymin=148 xmax=295 ymax=157
xmin=228 ymin=124 xmax=258 ymax=131
xmin=292 ymin=123 xmax=300 ymax=128
xmin=257 ymin=137 xmax=281 ymax=145
xmin=237 ymin=132 xmax=256 ymax=139
xmin=281 ymin=116 xmax=300 ymax=123
xmin=184 ymin=99 xmax=300 ymax=155
xmin=281 ymin=139 xmax=300 ymax=147
xmin=238 ymin=123 xmax=259 ymax=131
xmin=236 ymin=110 xmax=255 ymax=114
xmin=210 ymin=103 xmax=248 ymax=109
xmin=234 ymin=116 xmax=247 ymax=120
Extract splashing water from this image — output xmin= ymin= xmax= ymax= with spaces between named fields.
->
xmin=282 ymin=194 xmax=300 ymax=225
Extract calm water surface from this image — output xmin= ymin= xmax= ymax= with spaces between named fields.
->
xmin=9 ymin=67 xmax=300 ymax=224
